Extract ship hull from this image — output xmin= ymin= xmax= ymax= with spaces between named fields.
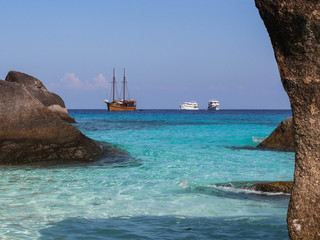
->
xmin=179 ymin=101 xmax=199 ymax=110
xmin=207 ymin=100 xmax=220 ymax=111
xmin=180 ymin=106 xmax=199 ymax=110
xmin=107 ymin=102 xmax=136 ymax=111
xmin=105 ymin=69 xmax=136 ymax=111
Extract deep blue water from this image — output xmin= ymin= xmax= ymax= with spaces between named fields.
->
xmin=0 ymin=109 xmax=293 ymax=239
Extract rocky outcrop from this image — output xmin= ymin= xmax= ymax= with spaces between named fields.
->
xmin=258 ymin=117 xmax=294 ymax=151
xmin=255 ymin=0 xmax=320 ymax=239
xmin=0 ymin=80 xmax=102 ymax=165
xmin=251 ymin=181 xmax=293 ymax=194
xmin=5 ymin=71 xmax=75 ymax=123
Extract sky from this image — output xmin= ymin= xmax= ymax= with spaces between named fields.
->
xmin=0 ymin=0 xmax=290 ymax=109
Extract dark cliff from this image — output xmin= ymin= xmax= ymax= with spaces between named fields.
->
xmin=255 ymin=0 xmax=320 ymax=239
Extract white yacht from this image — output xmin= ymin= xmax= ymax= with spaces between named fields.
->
xmin=180 ymin=101 xmax=199 ymax=110
xmin=207 ymin=99 xmax=220 ymax=111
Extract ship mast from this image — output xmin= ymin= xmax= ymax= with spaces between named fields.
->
xmin=123 ymin=68 xmax=126 ymax=102
xmin=112 ymin=68 xmax=115 ymax=103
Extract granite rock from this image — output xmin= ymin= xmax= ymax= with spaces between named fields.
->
xmin=5 ymin=71 xmax=75 ymax=123
xmin=0 ymin=80 xmax=102 ymax=164
xmin=258 ymin=116 xmax=294 ymax=151
xmin=251 ymin=181 xmax=293 ymax=194
xmin=255 ymin=0 xmax=320 ymax=239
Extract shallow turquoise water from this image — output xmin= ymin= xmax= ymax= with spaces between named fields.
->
xmin=0 ymin=110 xmax=293 ymax=239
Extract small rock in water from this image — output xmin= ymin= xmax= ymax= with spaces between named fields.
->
xmin=257 ymin=117 xmax=294 ymax=151
xmin=251 ymin=181 xmax=293 ymax=194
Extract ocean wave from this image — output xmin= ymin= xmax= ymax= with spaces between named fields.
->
xmin=252 ymin=136 xmax=265 ymax=143
xmin=210 ymin=184 xmax=290 ymax=196
xmin=177 ymin=181 xmax=290 ymax=201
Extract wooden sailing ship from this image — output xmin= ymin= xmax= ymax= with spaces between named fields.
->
xmin=104 ymin=68 xmax=136 ymax=111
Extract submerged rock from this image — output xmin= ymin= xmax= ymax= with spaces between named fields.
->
xmin=251 ymin=181 xmax=293 ymax=194
xmin=255 ymin=0 xmax=320 ymax=238
xmin=0 ymin=80 xmax=102 ymax=165
xmin=257 ymin=117 xmax=294 ymax=151
xmin=216 ymin=181 xmax=293 ymax=195
xmin=5 ymin=71 xmax=75 ymax=123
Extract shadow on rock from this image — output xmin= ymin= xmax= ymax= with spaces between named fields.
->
xmin=9 ymin=141 xmax=142 ymax=169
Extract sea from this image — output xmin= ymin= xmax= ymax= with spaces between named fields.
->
xmin=0 ymin=109 xmax=294 ymax=240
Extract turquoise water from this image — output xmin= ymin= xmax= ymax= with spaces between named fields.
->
xmin=0 ymin=110 xmax=294 ymax=239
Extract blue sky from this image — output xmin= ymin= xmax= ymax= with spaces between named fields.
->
xmin=0 ymin=0 xmax=290 ymax=109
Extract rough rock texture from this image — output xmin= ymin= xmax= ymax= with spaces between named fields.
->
xmin=251 ymin=181 xmax=293 ymax=194
xmin=258 ymin=117 xmax=294 ymax=151
xmin=5 ymin=71 xmax=75 ymax=123
xmin=0 ymin=80 xmax=102 ymax=164
xmin=255 ymin=0 xmax=320 ymax=239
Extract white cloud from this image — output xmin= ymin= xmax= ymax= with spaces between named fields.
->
xmin=61 ymin=72 xmax=82 ymax=88
xmin=59 ymin=73 xmax=108 ymax=90
xmin=91 ymin=73 xmax=107 ymax=88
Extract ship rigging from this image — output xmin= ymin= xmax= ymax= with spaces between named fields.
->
xmin=104 ymin=68 xmax=136 ymax=111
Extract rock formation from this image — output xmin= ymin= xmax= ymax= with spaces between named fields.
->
xmin=0 ymin=80 xmax=102 ymax=165
xmin=258 ymin=116 xmax=294 ymax=151
xmin=255 ymin=0 xmax=320 ymax=239
xmin=5 ymin=71 xmax=75 ymax=123
xmin=251 ymin=181 xmax=293 ymax=194
xmin=217 ymin=181 xmax=293 ymax=194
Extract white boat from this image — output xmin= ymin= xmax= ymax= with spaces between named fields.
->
xmin=180 ymin=101 xmax=199 ymax=110
xmin=207 ymin=99 xmax=220 ymax=111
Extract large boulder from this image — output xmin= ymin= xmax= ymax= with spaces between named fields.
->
xmin=0 ymin=80 xmax=102 ymax=165
xmin=258 ymin=117 xmax=294 ymax=151
xmin=5 ymin=71 xmax=75 ymax=123
xmin=255 ymin=0 xmax=320 ymax=239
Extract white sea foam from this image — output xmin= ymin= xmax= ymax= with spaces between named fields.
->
xmin=177 ymin=181 xmax=190 ymax=189
xmin=209 ymin=185 xmax=290 ymax=196
xmin=178 ymin=181 xmax=290 ymax=196
xmin=252 ymin=136 xmax=265 ymax=143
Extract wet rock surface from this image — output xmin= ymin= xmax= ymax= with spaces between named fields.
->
xmin=251 ymin=181 xmax=293 ymax=194
xmin=255 ymin=0 xmax=320 ymax=239
xmin=5 ymin=71 xmax=75 ymax=123
xmin=0 ymin=79 xmax=102 ymax=165
xmin=258 ymin=117 xmax=294 ymax=151
xmin=216 ymin=181 xmax=293 ymax=195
